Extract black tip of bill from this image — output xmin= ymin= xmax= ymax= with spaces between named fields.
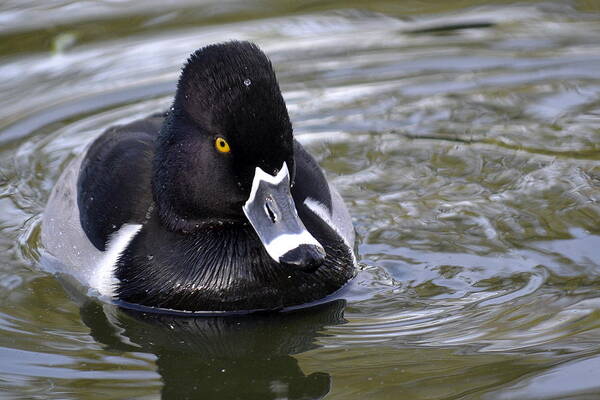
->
xmin=279 ymin=243 xmax=326 ymax=272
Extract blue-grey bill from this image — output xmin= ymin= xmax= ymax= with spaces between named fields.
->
xmin=242 ymin=162 xmax=325 ymax=266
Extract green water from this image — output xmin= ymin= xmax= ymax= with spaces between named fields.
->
xmin=1 ymin=0 xmax=600 ymax=399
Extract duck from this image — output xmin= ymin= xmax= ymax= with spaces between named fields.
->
xmin=42 ymin=41 xmax=356 ymax=313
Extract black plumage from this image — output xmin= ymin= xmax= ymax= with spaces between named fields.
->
xmin=72 ymin=41 xmax=355 ymax=312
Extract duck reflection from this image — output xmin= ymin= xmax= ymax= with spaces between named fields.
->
xmin=79 ymin=300 xmax=346 ymax=399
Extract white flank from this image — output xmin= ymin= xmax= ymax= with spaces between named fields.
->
xmin=304 ymin=196 xmax=357 ymax=266
xmin=264 ymin=230 xmax=323 ymax=261
xmin=89 ymin=224 xmax=142 ymax=298
xmin=303 ymin=197 xmax=340 ymax=241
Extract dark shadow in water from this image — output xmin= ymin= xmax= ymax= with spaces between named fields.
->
xmin=79 ymin=299 xmax=346 ymax=400
xmin=406 ymin=21 xmax=495 ymax=34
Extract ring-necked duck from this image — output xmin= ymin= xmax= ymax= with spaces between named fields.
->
xmin=42 ymin=41 xmax=356 ymax=313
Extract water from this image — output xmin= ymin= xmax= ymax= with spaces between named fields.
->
xmin=1 ymin=0 xmax=600 ymax=398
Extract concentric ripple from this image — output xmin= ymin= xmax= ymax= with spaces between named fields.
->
xmin=1 ymin=1 xmax=599 ymax=399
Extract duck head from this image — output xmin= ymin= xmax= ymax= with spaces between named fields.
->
xmin=152 ymin=41 xmax=325 ymax=270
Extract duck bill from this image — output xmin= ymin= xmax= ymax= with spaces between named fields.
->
xmin=242 ymin=162 xmax=326 ymax=270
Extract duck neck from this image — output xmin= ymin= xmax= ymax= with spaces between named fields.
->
xmin=114 ymin=210 xmax=270 ymax=311
xmin=112 ymin=210 xmax=355 ymax=312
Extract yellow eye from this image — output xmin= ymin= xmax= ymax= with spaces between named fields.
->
xmin=215 ymin=137 xmax=231 ymax=153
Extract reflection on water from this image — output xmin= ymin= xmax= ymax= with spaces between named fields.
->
xmin=81 ymin=300 xmax=345 ymax=399
xmin=1 ymin=0 xmax=600 ymax=399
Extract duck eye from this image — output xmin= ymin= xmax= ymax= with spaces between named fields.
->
xmin=215 ymin=137 xmax=231 ymax=153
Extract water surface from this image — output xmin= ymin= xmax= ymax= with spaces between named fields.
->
xmin=1 ymin=0 xmax=600 ymax=399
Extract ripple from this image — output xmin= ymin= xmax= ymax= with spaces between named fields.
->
xmin=1 ymin=1 xmax=600 ymax=399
